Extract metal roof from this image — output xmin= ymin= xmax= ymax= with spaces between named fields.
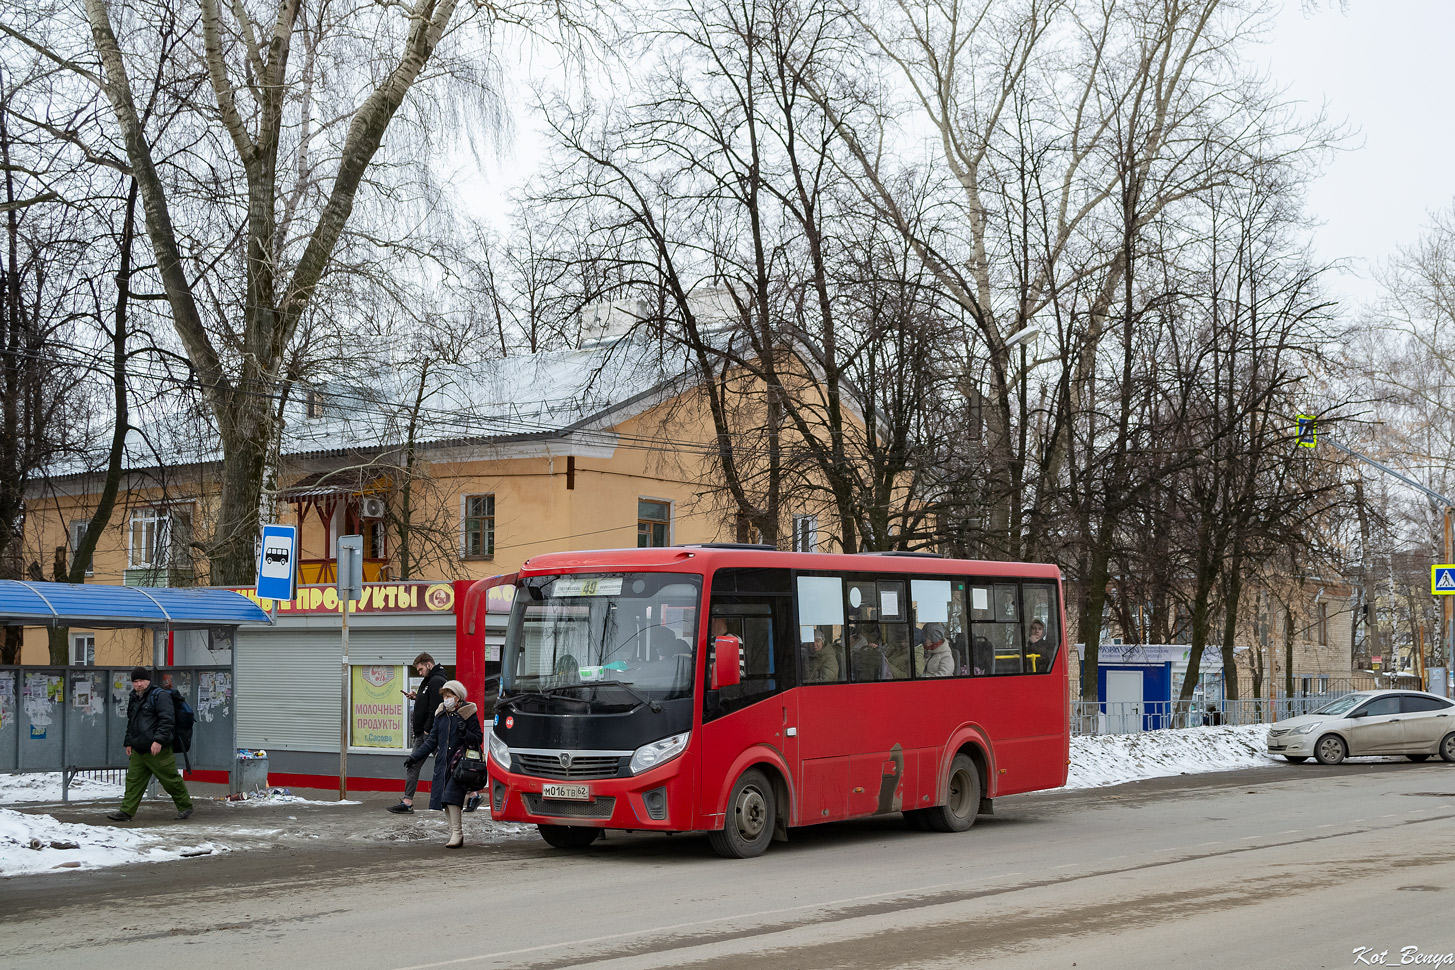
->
xmin=0 ymin=581 xmax=273 ymax=629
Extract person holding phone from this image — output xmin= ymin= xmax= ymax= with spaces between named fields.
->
xmin=386 ymin=652 xmax=448 ymax=815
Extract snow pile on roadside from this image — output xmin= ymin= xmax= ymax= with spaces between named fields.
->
xmin=1064 ymin=724 xmax=1277 ymax=789
xmin=0 ymin=771 xmax=124 ymax=803
xmin=0 ymin=808 xmax=220 ymax=878
xmin=217 ymin=788 xmax=362 ymax=807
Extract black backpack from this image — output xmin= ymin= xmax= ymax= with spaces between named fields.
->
xmin=155 ymin=687 xmax=196 ymax=754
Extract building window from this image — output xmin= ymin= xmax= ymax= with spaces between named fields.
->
xmin=128 ymin=507 xmax=192 ymax=569
xmin=305 ymin=388 xmax=325 ymax=419
xmin=637 ymin=499 xmax=670 ymax=547
xmin=1316 ymin=603 xmax=1328 ymax=645
xmin=463 ymin=494 xmax=495 ymax=559
xmin=365 ymin=520 xmax=387 ymax=559
xmin=69 ymin=633 xmax=95 ymax=666
xmin=69 ymin=520 xmax=94 ymax=577
xmin=792 ymin=514 xmax=818 ymax=552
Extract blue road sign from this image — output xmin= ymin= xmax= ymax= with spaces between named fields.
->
xmin=257 ymin=524 xmax=298 ymax=601
xmin=1433 ymin=565 xmax=1455 ymax=596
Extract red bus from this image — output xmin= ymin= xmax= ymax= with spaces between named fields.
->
xmin=481 ymin=545 xmax=1069 ymax=858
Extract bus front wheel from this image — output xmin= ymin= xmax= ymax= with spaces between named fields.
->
xmin=538 ymin=824 xmax=601 ymax=849
xmin=924 ymin=754 xmax=980 ymax=833
xmin=709 ymin=768 xmax=776 ymax=859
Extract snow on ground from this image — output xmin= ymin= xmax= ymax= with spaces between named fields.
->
xmin=0 ymin=771 xmax=125 ymax=804
xmin=1065 ymin=724 xmax=1279 ymax=789
xmin=0 ymin=724 xmax=1280 ymax=877
xmin=0 ymin=808 xmax=223 ymax=877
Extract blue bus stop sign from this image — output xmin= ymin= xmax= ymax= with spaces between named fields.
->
xmin=257 ymin=524 xmax=298 ymax=601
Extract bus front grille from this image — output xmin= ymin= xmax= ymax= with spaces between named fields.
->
xmin=515 ymin=754 xmax=623 ymax=780
xmin=523 ymin=794 xmax=617 ymax=819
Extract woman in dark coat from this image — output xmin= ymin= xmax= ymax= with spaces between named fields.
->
xmin=406 ymin=679 xmax=484 ymax=848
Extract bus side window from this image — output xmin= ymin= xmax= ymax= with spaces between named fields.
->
xmin=1022 ymin=583 xmax=1059 ymax=673
xmin=705 ymin=595 xmax=796 ymax=720
xmin=797 ymin=575 xmax=849 ymax=684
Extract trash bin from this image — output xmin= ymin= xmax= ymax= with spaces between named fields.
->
xmin=231 ymin=749 xmax=269 ymax=794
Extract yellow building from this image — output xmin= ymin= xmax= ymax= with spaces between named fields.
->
xmin=21 ymin=334 xmax=844 ymax=667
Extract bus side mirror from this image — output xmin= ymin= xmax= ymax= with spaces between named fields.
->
xmin=712 ymin=635 xmax=741 ymax=689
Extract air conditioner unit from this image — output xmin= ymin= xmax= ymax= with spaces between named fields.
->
xmin=360 ymin=497 xmax=387 ymax=519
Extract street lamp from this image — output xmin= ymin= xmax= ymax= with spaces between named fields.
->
xmin=1004 ymin=324 xmax=1041 ymax=350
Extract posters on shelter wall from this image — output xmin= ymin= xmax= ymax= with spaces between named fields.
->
xmin=197 ymin=671 xmax=233 ymax=722
xmin=23 ymin=673 xmax=61 ymax=739
xmin=350 ymin=665 xmax=406 ymax=749
xmin=71 ymin=675 xmax=104 ymax=716
xmin=0 ymin=670 xmax=13 ymax=730
xmin=111 ymin=674 xmax=130 ymax=716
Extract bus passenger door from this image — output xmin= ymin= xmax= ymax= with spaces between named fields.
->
xmin=698 ymin=583 xmax=800 ymax=827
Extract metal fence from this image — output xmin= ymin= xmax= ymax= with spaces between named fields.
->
xmin=1072 ymin=691 xmax=1360 ymax=736
xmin=0 ymin=666 xmax=235 ymax=778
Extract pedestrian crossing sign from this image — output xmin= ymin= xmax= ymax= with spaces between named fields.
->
xmin=1433 ymin=565 xmax=1455 ymax=596
xmin=1296 ymin=415 xmax=1317 ymax=448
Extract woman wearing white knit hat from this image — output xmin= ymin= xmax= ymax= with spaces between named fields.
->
xmin=405 ymin=679 xmax=484 ymax=848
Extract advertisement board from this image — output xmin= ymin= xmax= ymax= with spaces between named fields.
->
xmin=350 ymin=665 xmax=407 ymax=749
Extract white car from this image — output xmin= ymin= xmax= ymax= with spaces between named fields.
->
xmin=1267 ymin=689 xmax=1455 ymax=765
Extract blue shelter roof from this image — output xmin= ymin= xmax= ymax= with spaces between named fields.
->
xmin=0 ymin=581 xmax=273 ymax=629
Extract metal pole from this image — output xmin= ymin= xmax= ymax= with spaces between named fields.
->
xmin=1446 ymin=508 xmax=1453 ymax=696
xmin=340 ymin=589 xmax=350 ymax=801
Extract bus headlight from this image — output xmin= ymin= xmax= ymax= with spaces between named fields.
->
xmin=488 ymin=730 xmax=511 ymax=769
xmin=629 ymin=731 xmax=690 ymax=775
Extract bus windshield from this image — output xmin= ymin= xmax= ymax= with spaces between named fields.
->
xmin=503 ymin=572 xmax=702 ymax=702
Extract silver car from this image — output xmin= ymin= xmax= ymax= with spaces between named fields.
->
xmin=1267 ymin=689 xmax=1455 ymax=765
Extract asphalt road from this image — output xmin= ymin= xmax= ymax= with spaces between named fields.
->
xmin=5 ymin=761 xmax=1455 ymax=970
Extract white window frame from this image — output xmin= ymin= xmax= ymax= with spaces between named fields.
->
xmin=69 ymin=519 xmax=94 ymax=577
xmin=69 ymin=633 xmax=95 ymax=666
xmin=127 ymin=505 xmax=192 ymax=569
xmin=792 ymin=514 xmax=818 ymax=553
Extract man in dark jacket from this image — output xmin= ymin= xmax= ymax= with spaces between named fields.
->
xmin=387 ymin=653 xmax=449 ymax=814
xmin=106 ymin=667 xmax=193 ymax=822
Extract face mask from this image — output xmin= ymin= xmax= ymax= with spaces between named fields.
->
xmin=443 ymin=697 xmax=458 ymax=710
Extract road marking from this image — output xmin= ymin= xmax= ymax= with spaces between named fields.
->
xmin=1278 ymin=830 xmax=1299 ymax=835
xmin=1317 ymin=824 xmax=1334 ymax=828
xmin=1197 ymin=841 xmax=1221 ymax=846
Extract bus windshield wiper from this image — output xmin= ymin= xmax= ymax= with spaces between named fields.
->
xmin=498 ymin=688 xmax=589 ymax=711
xmin=584 ymin=680 xmax=663 ymax=713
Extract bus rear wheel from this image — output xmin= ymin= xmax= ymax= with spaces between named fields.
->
xmin=709 ymin=768 xmax=775 ymax=859
xmin=924 ymin=754 xmax=980 ymax=833
xmin=538 ymin=824 xmax=601 ymax=849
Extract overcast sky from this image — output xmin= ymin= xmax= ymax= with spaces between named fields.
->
xmin=1268 ymin=0 xmax=1455 ymax=308
xmin=469 ymin=1 xmax=1454 ymax=315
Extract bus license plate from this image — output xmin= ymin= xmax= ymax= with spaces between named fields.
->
xmin=542 ymin=784 xmax=592 ymax=801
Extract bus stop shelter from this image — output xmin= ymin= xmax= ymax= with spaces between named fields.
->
xmin=0 ymin=581 xmax=271 ymax=783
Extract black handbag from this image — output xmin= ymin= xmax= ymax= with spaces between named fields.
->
xmin=452 ymin=747 xmax=489 ymax=789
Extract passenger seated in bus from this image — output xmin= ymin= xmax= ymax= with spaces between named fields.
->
xmin=971 ymin=636 xmax=993 ymax=675
xmin=850 ymin=633 xmax=887 ymax=681
xmin=1026 ymin=620 xmax=1047 ymax=671
xmin=881 ymin=627 xmax=921 ymax=680
xmin=921 ymin=623 xmax=954 ymax=677
xmin=804 ymin=630 xmax=839 ymax=682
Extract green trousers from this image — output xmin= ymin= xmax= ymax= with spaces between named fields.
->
xmin=120 ymin=747 xmax=193 ymax=816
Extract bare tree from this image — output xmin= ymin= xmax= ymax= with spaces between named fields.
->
xmin=1 ymin=0 xmax=525 ymax=581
